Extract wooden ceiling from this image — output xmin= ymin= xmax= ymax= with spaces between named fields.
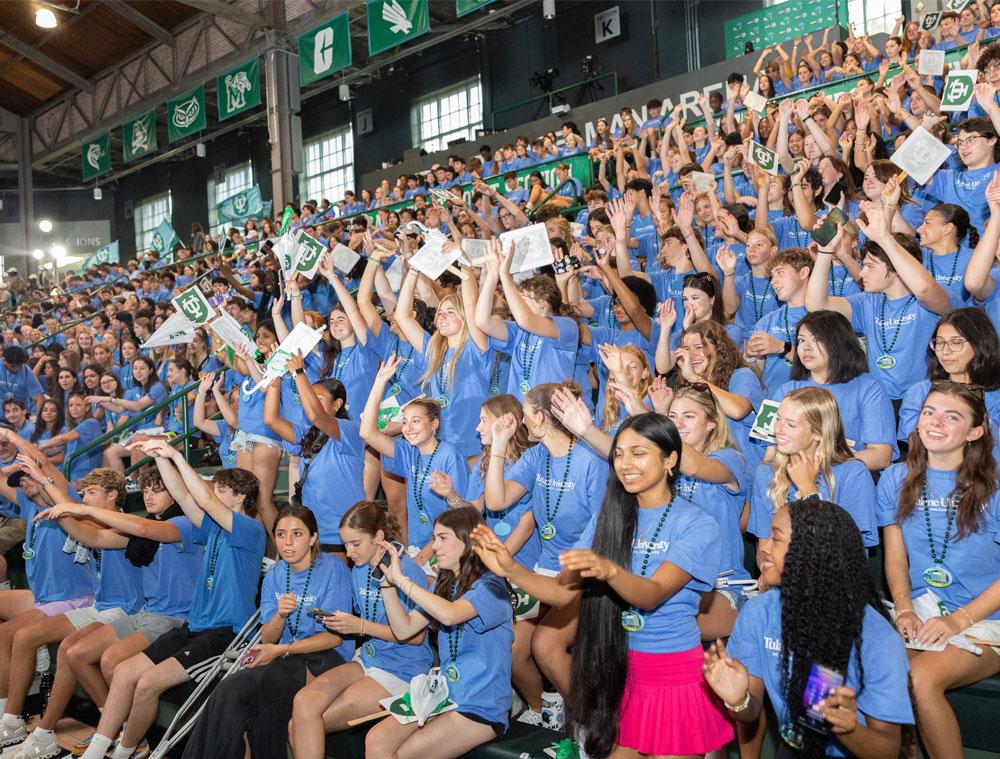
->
xmin=0 ymin=0 xmax=199 ymax=115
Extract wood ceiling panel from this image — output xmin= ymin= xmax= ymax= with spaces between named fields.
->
xmin=36 ymin=5 xmax=149 ymax=76
xmin=124 ymin=0 xmax=200 ymax=30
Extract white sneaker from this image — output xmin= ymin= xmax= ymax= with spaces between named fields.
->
xmin=540 ymin=691 xmax=564 ymax=730
xmin=516 ymin=708 xmax=544 ymax=726
xmin=0 ymin=725 xmax=27 ymax=750
xmin=8 ymin=730 xmax=61 ymax=759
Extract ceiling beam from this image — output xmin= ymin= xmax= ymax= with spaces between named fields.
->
xmin=101 ymin=0 xmax=174 ymax=45
xmin=173 ymin=0 xmax=268 ymax=30
xmin=0 ymin=32 xmax=92 ymax=91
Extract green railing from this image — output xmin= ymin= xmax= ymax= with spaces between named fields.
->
xmin=62 ymin=379 xmax=199 ymax=479
xmin=123 ymin=411 xmax=221 ymax=477
xmin=28 ymin=314 xmax=93 ymax=349
xmin=527 ymin=177 xmax=580 ymax=221
xmin=490 ymin=72 xmax=620 ymax=130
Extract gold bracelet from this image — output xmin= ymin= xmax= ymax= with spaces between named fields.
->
xmin=726 ymin=690 xmax=753 ymax=713
xmin=956 ymin=607 xmax=976 ymax=628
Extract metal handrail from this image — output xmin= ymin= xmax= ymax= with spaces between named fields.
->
xmin=123 ymin=411 xmax=222 ymax=477
xmin=527 ymin=178 xmax=578 ymax=221
xmin=490 ymin=72 xmax=620 ymax=130
xmin=62 ymin=378 xmax=200 ymax=479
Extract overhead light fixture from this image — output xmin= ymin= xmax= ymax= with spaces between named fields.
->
xmin=38 ymin=219 xmax=52 ymax=233
xmin=31 ymin=249 xmax=45 ymax=260
xmin=93 ymin=187 xmax=102 ymax=201
xmin=50 ymin=244 xmax=67 ymax=260
xmin=196 ymin=143 xmax=206 ymax=158
xmin=35 ymin=6 xmax=57 ymax=28
xmin=542 ymin=0 xmax=555 ymax=20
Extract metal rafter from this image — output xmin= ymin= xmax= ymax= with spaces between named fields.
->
xmin=101 ymin=0 xmax=174 ymax=45
xmin=173 ymin=0 xmax=267 ymax=29
xmin=0 ymin=31 xmax=93 ymax=92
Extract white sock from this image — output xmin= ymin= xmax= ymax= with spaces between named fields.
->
xmin=31 ymin=727 xmax=54 ymax=740
xmin=111 ymin=743 xmax=135 ymax=759
xmin=80 ymin=733 xmax=113 ymax=759
xmin=0 ymin=700 xmax=8 ymax=716
xmin=1 ymin=713 xmax=23 ymax=728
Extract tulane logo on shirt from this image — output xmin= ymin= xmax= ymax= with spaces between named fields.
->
xmin=274 ymin=590 xmax=318 ymax=608
xmin=764 ymin=635 xmax=782 ymax=656
xmin=874 ymin=312 xmax=917 ymax=329
xmin=536 ymin=474 xmax=576 ymax=490
xmin=633 ymin=538 xmax=669 ymax=553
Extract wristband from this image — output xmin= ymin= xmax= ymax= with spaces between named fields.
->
xmin=366 ymin=257 xmax=380 ymax=265
xmin=291 ymin=368 xmax=304 ymax=377
xmin=895 ymin=608 xmax=918 ymax=619
xmin=782 ymin=340 xmax=792 ymax=355
xmin=288 ymin=294 xmax=302 ymax=300
xmin=726 ymin=690 xmax=753 ymax=713
xmin=956 ymin=606 xmax=976 ymax=628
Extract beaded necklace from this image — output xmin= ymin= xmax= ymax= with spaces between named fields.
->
xmin=540 ymin=438 xmax=576 ymax=540
xmin=412 ymin=441 xmax=441 ymax=526
xmin=621 ymin=497 xmax=674 ymax=632
xmin=284 ymin=561 xmax=315 ymax=641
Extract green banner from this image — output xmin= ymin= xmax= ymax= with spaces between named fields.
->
xmin=217 ymin=59 xmax=261 ymax=121
xmin=455 ymin=0 xmax=494 ymax=17
xmin=81 ymin=132 xmax=111 ymax=181
xmin=167 ymin=85 xmax=207 ymax=143
xmin=150 ymin=219 xmax=181 ymax=257
xmin=122 ymin=110 xmax=157 ymax=163
xmin=83 ymin=241 xmax=119 ymax=270
xmin=367 ymin=0 xmax=429 ymax=57
xmin=352 ymin=153 xmax=594 ymax=223
xmin=724 ymin=0 xmax=848 ymax=59
xmin=298 ymin=14 xmax=352 ymax=86
xmin=217 ymin=186 xmax=264 ymax=224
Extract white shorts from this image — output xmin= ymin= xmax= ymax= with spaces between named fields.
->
xmin=64 ymin=605 xmax=128 ymax=631
xmin=354 ymin=654 xmax=409 ymax=697
xmin=231 ymin=429 xmax=283 ymax=452
xmin=110 ymin=610 xmax=185 ymax=643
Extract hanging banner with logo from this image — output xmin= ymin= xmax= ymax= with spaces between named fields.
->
xmin=367 ymin=0 xmax=430 ymax=57
xmin=171 ymin=286 xmax=215 ymax=326
xmin=455 ymin=0 xmax=494 ymax=17
xmin=298 ymin=14 xmax=352 ymax=86
xmin=217 ymin=59 xmax=261 ymax=121
xmin=122 ymin=111 xmax=157 ymax=163
xmin=150 ymin=219 xmax=182 ymax=258
xmin=217 ymin=186 xmax=264 ymax=224
xmin=167 ymin=85 xmax=207 ymax=143
xmin=82 ymin=241 xmax=119 ymax=270
xmin=81 ymin=132 xmax=111 ymax=181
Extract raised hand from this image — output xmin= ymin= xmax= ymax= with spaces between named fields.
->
xmin=648 ymin=376 xmax=674 ymax=415
xmin=550 ymin=387 xmax=595 ymax=438
xmin=986 ymin=171 xmax=1000 ymax=214
xmin=558 ymin=549 xmax=618 ymax=581
xmin=375 ymin=355 xmax=402 ymax=385
xmin=469 ymin=524 xmax=516 ymax=577
xmin=658 ymin=299 xmax=677 ymax=331
xmin=490 ymin=412 xmax=518 ymax=446
xmin=702 ymin=639 xmax=751 ymax=707
xmin=429 ymin=470 xmax=455 ymax=498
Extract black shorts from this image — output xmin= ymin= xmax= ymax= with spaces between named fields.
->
xmin=457 ymin=711 xmax=505 ymax=738
xmin=143 ymin=623 xmax=234 ymax=670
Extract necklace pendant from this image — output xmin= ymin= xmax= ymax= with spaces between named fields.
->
xmin=540 ymin=522 xmax=556 ymax=540
xmin=206 ymin=576 xmax=214 ymax=591
xmin=620 ymin=609 xmax=645 ymax=632
xmin=876 ymin=354 xmax=896 ymax=370
xmin=364 ymin=640 xmax=376 ymax=658
xmin=518 ymin=380 xmax=531 ymax=394
xmin=923 ymin=566 xmax=953 ymax=588
xmin=435 ymin=394 xmax=449 ymax=409
xmin=493 ymin=520 xmax=512 ymax=537
xmin=444 ymin=662 xmax=460 ymax=682
xmin=390 ymin=384 xmax=401 ymax=397
xmin=418 ymin=512 xmax=430 ymax=526
xmin=21 ymin=546 xmax=34 ymax=561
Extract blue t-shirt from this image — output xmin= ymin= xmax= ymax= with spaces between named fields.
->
xmin=466 ymin=459 xmax=540 ymax=571
xmin=574 ymin=498 xmax=721 ymax=653
xmin=93 ymin=547 xmax=144 ymax=615
xmin=353 ymin=556 xmax=434 ymax=680
xmin=261 ymin=555 xmax=355 ymax=660
xmin=383 ymin=439 xmax=469 ymax=548
xmin=369 ymin=328 xmax=422 ymax=405
xmin=18 ymin=491 xmax=94 ymax=603
xmin=777 ymin=375 xmax=897 ymax=459
xmin=924 ymin=164 xmax=997 ymax=231
xmin=749 ymin=459 xmax=878 ymax=546
xmin=237 ymin=377 xmax=280 ymax=440
xmin=64 ymin=418 xmax=104 ymax=482
xmin=922 ymin=246 xmax=973 ymax=299
xmin=727 ymin=592 xmax=913 ymax=756
xmin=141 ymin=515 xmax=203 ymax=619
xmin=0 ymin=364 xmax=42 ymax=419
xmin=330 ymin=340 xmax=381 ymax=420
xmin=214 ymin=419 xmax=237 ymax=469
xmin=429 ymin=574 xmax=513 ymax=728
xmin=876 ymin=464 xmax=1000 ymax=620
xmin=847 ymin=292 xmax=947 ymax=400
xmin=733 ymin=272 xmax=780 ymax=337
xmin=508 ymin=440 xmax=609 ymax=571
xmin=490 ymin=318 xmax=579 ymax=402
xmin=751 ymin=304 xmax=807 ymax=396
xmin=188 ymin=511 xmax=266 ymax=632
xmin=300 ymin=419 xmax=366 ymax=544
xmin=728 ymin=368 xmax=764 ymax=468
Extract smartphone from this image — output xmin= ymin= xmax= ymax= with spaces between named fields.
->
xmin=307 ymin=607 xmax=336 ymax=620
xmin=810 ymin=207 xmax=848 ymax=247
xmin=798 ymin=663 xmax=844 ymax=734
xmin=371 ymin=541 xmax=404 ymax=581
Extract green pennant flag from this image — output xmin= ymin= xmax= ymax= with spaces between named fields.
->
xmin=81 ymin=133 xmax=111 ymax=181
xmin=167 ymin=85 xmax=207 ymax=143
xmin=217 ymin=59 xmax=261 ymax=121
xmin=150 ymin=219 xmax=181 ymax=258
xmin=122 ymin=110 xmax=157 ymax=163
xmin=217 ymin=186 xmax=264 ymax=224
xmin=83 ymin=241 xmax=119 ymax=270
xmin=298 ymin=14 xmax=353 ymax=86
xmin=367 ymin=0 xmax=430 ymax=56
xmin=455 ymin=0 xmax=494 ymax=17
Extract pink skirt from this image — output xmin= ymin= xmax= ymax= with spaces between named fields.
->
xmin=618 ymin=646 xmax=734 ymax=755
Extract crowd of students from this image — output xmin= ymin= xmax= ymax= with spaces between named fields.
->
xmin=0 ymin=11 xmax=999 ymax=759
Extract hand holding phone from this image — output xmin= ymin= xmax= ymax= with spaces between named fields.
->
xmin=798 ymin=663 xmax=845 ymax=735
xmin=810 ymin=207 xmax=848 ymax=247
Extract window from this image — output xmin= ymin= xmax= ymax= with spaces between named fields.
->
xmin=303 ymin=128 xmax=355 ymax=206
xmin=207 ymin=161 xmax=254 ymax=229
xmin=411 ymin=77 xmax=483 ymax=153
xmin=763 ymin=0 xmax=900 ymax=37
xmin=134 ymin=192 xmax=172 ymax=253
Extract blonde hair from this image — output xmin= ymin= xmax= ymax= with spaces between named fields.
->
xmin=671 ymin=384 xmax=735 ymax=453
xmin=768 ymin=387 xmax=855 ymax=509
xmin=419 ymin=293 xmax=470 ymax=391
xmin=599 ymin=345 xmax=653 ymax=432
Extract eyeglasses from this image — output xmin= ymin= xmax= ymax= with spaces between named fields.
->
xmin=954 ymin=135 xmax=986 ymax=148
xmin=929 ymin=337 xmax=969 ymax=353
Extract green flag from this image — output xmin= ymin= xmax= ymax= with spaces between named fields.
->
xmin=217 ymin=59 xmax=261 ymax=121
xmin=171 ymin=286 xmax=215 ymax=326
xmin=167 ymin=85 xmax=207 ymax=143
xmin=122 ymin=110 xmax=157 ymax=163
xmin=455 ymin=0 xmax=494 ymax=17
xmin=81 ymin=133 xmax=111 ymax=181
xmin=217 ymin=186 xmax=264 ymax=224
xmin=298 ymin=14 xmax=352 ymax=86
xmin=150 ymin=219 xmax=181 ymax=257
xmin=83 ymin=241 xmax=119 ymax=270
xmin=367 ymin=0 xmax=430 ymax=56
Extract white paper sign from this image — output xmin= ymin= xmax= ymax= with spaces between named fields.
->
xmin=247 ymin=322 xmax=324 ymax=393
xmin=409 ymin=239 xmax=462 ymax=280
xmin=748 ymin=398 xmax=780 ymax=443
xmin=891 ymin=126 xmax=953 ymax=185
xmin=208 ymin=310 xmax=259 ymax=358
xmin=939 ymin=69 xmax=978 ymax=112
xmin=460 ymin=238 xmax=490 ymax=266
xmin=917 ymin=49 xmax=945 ymax=77
xmin=691 ymin=171 xmax=718 ymax=194
xmin=386 ymin=256 xmax=404 ymax=292
xmin=330 ymin=243 xmax=361 ymax=274
xmin=272 ymin=234 xmax=298 ymax=279
xmin=141 ymin=310 xmax=196 ymax=349
xmin=569 ymin=222 xmax=585 ymax=238
xmin=294 ymin=230 xmax=327 ymax=279
xmin=743 ymin=88 xmax=767 ymax=115
xmin=499 ymin=223 xmax=553 ymax=274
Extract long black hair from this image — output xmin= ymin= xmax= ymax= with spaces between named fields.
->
xmin=790 ymin=310 xmax=867 ymax=383
xmin=927 ymin=308 xmax=1000 ymax=391
xmin=299 ymin=378 xmax=349 ymax=457
xmin=566 ymin=413 xmax=682 ymax=759
xmin=780 ymin=499 xmax=888 ymax=758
